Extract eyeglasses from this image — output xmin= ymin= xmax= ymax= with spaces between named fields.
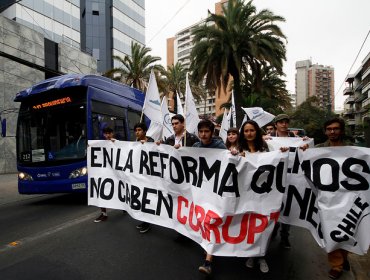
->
xmin=326 ymin=127 xmax=341 ymax=132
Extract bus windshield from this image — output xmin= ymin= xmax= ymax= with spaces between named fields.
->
xmin=17 ymin=90 xmax=87 ymax=166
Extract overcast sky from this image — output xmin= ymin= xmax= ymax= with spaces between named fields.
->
xmin=145 ymin=0 xmax=370 ymax=111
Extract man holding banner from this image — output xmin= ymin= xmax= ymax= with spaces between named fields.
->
xmin=164 ymin=114 xmax=199 ymax=148
xmin=134 ymin=122 xmax=154 ymax=234
xmin=315 ymin=118 xmax=352 ymax=279
xmin=193 ymin=119 xmax=227 ymax=275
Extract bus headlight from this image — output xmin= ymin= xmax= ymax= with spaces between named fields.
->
xmin=18 ymin=172 xmax=33 ymax=181
xmin=69 ymin=167 xmax=88 ymax=179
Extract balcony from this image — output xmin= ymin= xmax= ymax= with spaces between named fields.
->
xmin=343 ymin=109 xmax=355 ymax=115
xmin=347 ymin=119 xmax=356 ymax=126
xmin=345 ymin=96 xmax=355 ymax=104
xmin=354 ymin=82 xmax=363 ymax=91
xmin=345 ymin=74 xmax=355 ymax=83
xmin=354 ymin=92 xmax=367 ymax=103
xmin=343 ymin=87 xmax=354 ymax=95
xmin=362 ymin=82 xmax=370 ymax=94
xmin=362 ymin=97 xmax=370 ymax=109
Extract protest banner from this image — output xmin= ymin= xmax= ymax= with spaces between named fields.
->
xmin=88 ymin=140 xmax=287 ymax=257
xmin=88 ymin=140 xmax=370 ymax=256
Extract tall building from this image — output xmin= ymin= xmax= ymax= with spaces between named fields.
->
xmin=80 ymin=0 xmax=145 ymax=73
xmin=295 ymin=59 xmax=334 ymax=110
xmin=1 ymin=0 xmax=81 ymax=49
xmin=0 ymin=1 xmax=98 ymax=174
xmin=166 ymin=0 xmax=228 ymax=118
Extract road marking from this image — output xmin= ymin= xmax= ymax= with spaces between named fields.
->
xmin=0 ymin=212 xmax=98 ymax=253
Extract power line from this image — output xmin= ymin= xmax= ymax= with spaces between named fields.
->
xmin=0 ymin=0 xmax=22 ymax=12
xmin=147 ymin=0 xmax=193 ymax=45
xmin=335 ymin=29 xmax=370 ymax=98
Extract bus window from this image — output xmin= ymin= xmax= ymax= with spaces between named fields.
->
xmin=91 ymin=100 xmax=126 ymax=140
xmin=127 ymin=109 xmax=142 ymax=141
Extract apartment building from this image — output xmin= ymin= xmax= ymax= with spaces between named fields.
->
xmin=295 ymin=59 xmax=335 ymax=110
xmin=343 ymin=51 xmax=370 ymax=146
xmin=166 ymin=1 xmax=228 ymax=119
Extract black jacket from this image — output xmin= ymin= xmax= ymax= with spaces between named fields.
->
xmin=164 ymin=131 xmax=199 ymax=147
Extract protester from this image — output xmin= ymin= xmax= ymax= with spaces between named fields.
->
xmin=94 ymin=126 xmax=115 ymax=223
xmin=193 ymin=119 xmax=227 ymax=275
xmin=163 ymin=114 xmax=199 ymax=148
xmin=225 ymin=127 xmax=239 ymax=153
xmin=264 ymin=122 xmax=275 ymax=135
xmin=133 ymin=122 xmax=154 ymax=233
xmin=315 ymin=117 xmax=351 ymax=279
xmin=238 ymin=120 xmax=270 ymax=273
xmin=267 ymin=113 xmax=309 ymax=247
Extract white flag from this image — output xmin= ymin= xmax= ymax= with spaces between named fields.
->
xmin=176 ymin=93 xmax=184 ymax=116
xmin=241 ymin=107 xmax=275 ymax=128
xmin=143 ymin=70 xmax=162 ymax=123
xmin=161 ymin=96 xmax=174 ymax=139
xmin=230 ymin=90 xmax=236 ymax=127
xmin=219 ymin=109 xmax=229 ymax=143
xmin=144 ymin=70 xmax=163 ymax=140
xmin=184 ymin=73 xmax=200 ymax=134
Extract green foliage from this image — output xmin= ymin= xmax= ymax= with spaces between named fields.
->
xmin=290 ymin=96 xmax=336 ymax=143
xmin=190 ymin=0 xmax=287 ymax=125
xmin=103 ymin=42 xmax=161 ymax=92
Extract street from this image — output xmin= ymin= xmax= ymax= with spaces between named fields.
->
xmin=0 ymin=174 xmax=356 ymax=280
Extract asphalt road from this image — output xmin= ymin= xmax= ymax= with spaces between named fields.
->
xmin=0 ymin=175 xmax=356 ymax=280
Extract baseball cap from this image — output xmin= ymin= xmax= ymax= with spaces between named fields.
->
xmin=274 ymin=114 xmax=290 ymax=123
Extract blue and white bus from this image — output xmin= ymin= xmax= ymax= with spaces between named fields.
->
xmin=14 ymin=74 xmax=145 ymax=194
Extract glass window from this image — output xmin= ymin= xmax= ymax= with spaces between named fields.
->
xmin=91 ymin=100 xmax=127 ymax=141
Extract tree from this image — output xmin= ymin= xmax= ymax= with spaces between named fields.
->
xmin=290 ymin=96 xmax=336 ymax=143
xmin=190 ymin=0 xmax=286 ymax=126
xmin=242 ymin=62 xmax=292 ymax=114
xmin=160 ymin=62 xmax=205 ymax=113
xmin=104 ymin=42 xmax=161 ymax=92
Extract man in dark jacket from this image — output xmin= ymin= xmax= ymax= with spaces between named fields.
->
xmin=164 ymin=114 xmax=199 ymax=148
xmin=195 ymin=119 xmax=226 ymax=275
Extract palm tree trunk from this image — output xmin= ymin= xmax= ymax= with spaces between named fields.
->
xmin=233 ymin=75 xmax=244 ymax=127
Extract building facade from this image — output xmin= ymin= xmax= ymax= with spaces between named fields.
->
xmin=1 ymin=0 xmax=81 ymax=49
xmin=80 ymin=0 xmax=145 ymax=73
xmin=295 ymin=59 xmax=335 ymax=110
xmin=342 ymin=51 xmax=370 ymax=146
xmin=0 ymin=12 xmax=97 ymax=174
xmin=166 ymin=0 xmax=229 ymax=119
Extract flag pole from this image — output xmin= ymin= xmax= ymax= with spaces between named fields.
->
xmin=183 ymin=73 xmax=189 ymax=147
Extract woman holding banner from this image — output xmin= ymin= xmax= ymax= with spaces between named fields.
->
xmin=238 ymin=120 xmax=270 ymax=273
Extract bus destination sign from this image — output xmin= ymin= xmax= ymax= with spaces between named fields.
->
xmin=33 ymin=97 xmax=72 ymax=110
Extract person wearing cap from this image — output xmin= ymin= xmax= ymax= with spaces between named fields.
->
xmin=270 ymin=114 xmax=295 ymax=137
xmin=268 ymin=114 xmax=310 ymax=249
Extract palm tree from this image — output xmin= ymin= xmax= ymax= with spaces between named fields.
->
xmin=242 ymin=62 xmax=292 ymax=114
xmin=190 ymin=0 xmax=286 ymax=126
xmin=104 ymin=42 xmax=161 ymax=92
xmin=160 ymin=62 xmax=205 ymax=113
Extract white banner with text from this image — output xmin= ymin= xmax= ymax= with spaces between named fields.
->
xmin=88 ymin=140 xmax=370 ymax=256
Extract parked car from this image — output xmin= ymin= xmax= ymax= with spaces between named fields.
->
xmin=288 ymin=128 xmax=306 ymax=137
